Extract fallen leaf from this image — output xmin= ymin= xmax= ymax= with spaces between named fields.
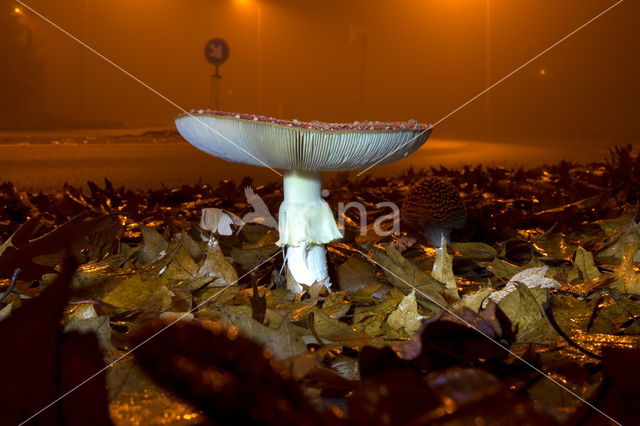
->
xmin=432 ymin=237 xmax=459 ymax=299
xmin=574 ymin=246 xmax=600 ymax=281
xmin=313 ymin=311 xmax=373 ymax=348
xmin=321 ymin=292 xmax=351 ymax=319
xmin=450 ymin=242 xmax=497 ymax=260
xmin=352 ymin=290 xmax=404 ymax=337
xmin=132 ymin=319 xmax=329 ymax=426
xmin=485 ymin=266 xmax=560 ymax=306
xmin=372 ymin=245 xmax=446 ymax=314
xmin=453 ymin=286 xmax=493 ymax=313
xmin=387 ymin=290 xmax=423 ymax=335
xmin=335 ymin=255 xmax=382 ymax=293
xmin=533 ymin=233 xmax=578 ymax=260
xmin=102 ymin=275 xmax=171 ymax=310
xmin=596 ymin=221 xmax=640 ymax=263
xmin=198 ymin=237 xmax=238 ymax=286
xmin=0 ymin=302 xmax=12 ymax=322
xmin=596 ymin=207 xmax=637 ymax=237
xmin=138 ymin=285 xmax=175 ymax=314
xmin=241 ymin=187 xmax=279 ymax=229
xmin=64 ymin=315 xmax=112 ymax=349
xmin=611 ymin=243 xmax=640 ymax=294
xmin=200 ymin=208 xmax=243 ymax=236
xmin=497 ymin=283 xmax=550 ymax=340
xmin=222 ymin=308 xmax=308 ymax=360
xmin=0 ymin=261 xmax=111 ymax=425
xmin=175 ymin=231 xmax=204 ymax=262
xmin=487 ymin=257 xmax=522 ymax=279
xmin=138 ymin=225 xmax=168 ymax=264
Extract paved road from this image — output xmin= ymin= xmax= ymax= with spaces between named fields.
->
xmin=0 ymin=138 xmax=609 ymax=192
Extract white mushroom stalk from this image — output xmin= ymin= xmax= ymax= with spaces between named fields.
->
xmin=174 ymin=110 xmax=433 ymax=292
xmin=278 ymin=169 xmax=341 ymax=290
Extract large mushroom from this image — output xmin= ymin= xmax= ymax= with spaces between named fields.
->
xmin=175 ymin=111 xmax=432 ymax=292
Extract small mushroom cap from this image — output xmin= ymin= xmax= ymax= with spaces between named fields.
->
xmin=175 ymin=111 xmax=432 ymax=171
xmin=402 ymin=176 xmax=466 ymax=229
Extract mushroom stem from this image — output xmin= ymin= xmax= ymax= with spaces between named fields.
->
xmin=423 ymin=227 xmax=452 ymax=248
xmin=285 ymin=243 xmax=329 ymax=291
xmin=277 ymin=169 xmax=342 ymax=291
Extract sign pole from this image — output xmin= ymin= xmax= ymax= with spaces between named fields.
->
xmin=204 ymin=38 xmax=230 ymax=111
xmin=210 ymin=65 xmax=222 ymax=110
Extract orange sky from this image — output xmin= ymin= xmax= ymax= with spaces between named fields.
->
xmin=14 ymin=0 xmax=640 ymax=143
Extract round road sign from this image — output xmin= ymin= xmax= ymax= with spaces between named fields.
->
xmin=204 ymin=38 xmax=230 ymax=66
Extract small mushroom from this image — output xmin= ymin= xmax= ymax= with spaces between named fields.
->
xmin=175 ymin=111 xmax=432 ymax=292
xmin=402 ymin=176 xmax=466 ymax=247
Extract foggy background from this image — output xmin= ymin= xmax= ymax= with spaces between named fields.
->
xmin=2 ymin=0 xmax=638 ymax=144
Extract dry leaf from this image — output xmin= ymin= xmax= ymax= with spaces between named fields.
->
xmin=611 ymin=243 xmax=640 ymax=295
xmin=450 ymin=242 xmax=497 ymax=260
xmin=336 ymin=255 xmax=383 ymax=293
xmin=485 ymin=266 xmax=560 ymax=306
xmin=0 ymin=302 xmax=12 ymax=322
xmin=139 ymin=285 xmax=175 ymax=314
xmin=453 ymin=287 xmax=493 ymax=313
xmin=497 ymin=284 xmax=551 ymax=340
xmin=241 ymin=187 xmax=278 ymax=229
xmin=222 ymin=309 xmax=307 ymax=360
xmin=352 ymin=291 xmax=404 ymax=337
xmin=64 ymin=315 xmax=112 ymax=349
xmin=200 ymin=208 xmax=243 ymax=236
xmin=373 ymin=245 xmax=446 ymax=314
xmin=175 ymin=232 xmax=204 ymax=262
xmin=432 ymin=236 xmax=459 ymax=300
xmin=574 ymin=246 xmax=600 ymax=281
xmin=102 ymin=275 xmax=171 ymax=310
xmin=387 ymin=290 xmax=423 ymax=335
xmin=313 ymin=311 xmax=373 ymax=348
xmin=138 ymin=225 xmax=168 ymax=264
xmin=596 ymin=221 xmax=640 ymax=263
xmin=321 ymin=292 xmax=351 ymax=319
xmin=198 ymin=237 xmax=238 ymax=286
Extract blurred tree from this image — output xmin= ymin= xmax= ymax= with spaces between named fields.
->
xmin=0 ymin=0 xmax=43 ymax=127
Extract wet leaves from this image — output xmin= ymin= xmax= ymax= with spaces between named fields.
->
xmin=133 ymin=319 xmax=328 ymax=426
xmin=0 ymin=261 xmax=112 ymax=425
xmin=3 ymin=150 xmax=640 ymax=424
xmin=373 ymin=244 xmax=447 ymax=313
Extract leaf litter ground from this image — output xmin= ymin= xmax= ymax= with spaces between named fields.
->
xmin=1 ymin=145 xmax=640 ymax=425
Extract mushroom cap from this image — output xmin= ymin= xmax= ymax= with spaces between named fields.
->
xmin=402 ymin=176 xmax=466 ymax=229
xmin=175 ymin=111 xmax=432 ymax=172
